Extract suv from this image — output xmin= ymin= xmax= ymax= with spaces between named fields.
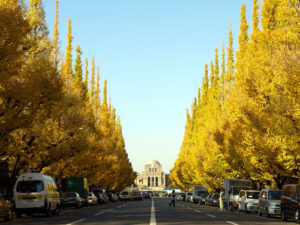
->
xmin=281 ymin=184 xmax=300 ymax=223
xmin=258 ymin=189 xmax=281 ymax=217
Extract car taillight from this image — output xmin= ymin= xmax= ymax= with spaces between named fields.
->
xmin=44 ymin=196 xmax=48 ymax=204
xmin=73 ymin=198 xmax=77 ymax=201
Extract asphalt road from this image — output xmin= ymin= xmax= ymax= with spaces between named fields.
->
xmin=1 ymin=198 xmax=298 ymax=225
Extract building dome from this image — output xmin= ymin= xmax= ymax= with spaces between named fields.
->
xmin=146 ymin=160 xmax=161 ymax=166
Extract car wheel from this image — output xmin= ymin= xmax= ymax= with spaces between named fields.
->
xmin=4 ymin=208 xmax=13 ymax=221
xmin=245 ymin=205 xmax=248 ymax=213
xmin=281 ymin=207 xmax=287 ymax=221
xmin=295 ymin=209 xmax=300 ymax=224
xmin=266 ymin=207 xmax=270 ymax=218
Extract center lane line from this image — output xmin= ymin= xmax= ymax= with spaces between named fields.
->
xmin=94 ymin=212 xmax=104 ymax=216
xmin=226 ymin=221 xmax=239 ymax=225
xmin=194 ymin=210 xmax=201 ymax=212
xmin=66 ymin=219 xmax=86 ymax=225
xmin=150 ymin=198 xmax=156 ymax=225
xmin=206 ymin=213 xmax=216 ymax=218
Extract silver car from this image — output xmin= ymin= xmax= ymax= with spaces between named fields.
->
xmin=258 ymin=189 xmax=281 ymax=217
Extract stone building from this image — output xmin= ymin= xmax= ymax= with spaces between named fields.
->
xmin=134 ymin=160 xmax=168 ymax=190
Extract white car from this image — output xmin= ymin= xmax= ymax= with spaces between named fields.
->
xmin=238 ymin=190 xmax=260 ymax=213
xmin=185 ymin=192 xmax=192 ymax=202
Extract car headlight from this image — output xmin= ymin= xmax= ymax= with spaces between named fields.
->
xmin=269 ymin=202 xmax=277 ymax=208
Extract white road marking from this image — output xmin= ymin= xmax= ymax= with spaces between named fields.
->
xmin=206 ymin=213 xmax=216 ymax=218
xmin=194 ymin=210 xmax=201 ymax=212
xmin=66 ymin=219 xmax=86 ymax=225
xmin=117 ymin=205 xmax=122 ymax=208
xmin=150 ymin=198 xmax=156 ymax=225
xmin=187 ymin=207 xmax=192 ymax=209
xmin=226 ymin=221 xmax=239 ymax=225
xmin=108 ymin=208 xmax=115 ymax=211
xmin=94 ymin=212 xmax=104 ymax=216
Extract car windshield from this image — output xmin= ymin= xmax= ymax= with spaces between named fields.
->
xmin=268 ymin=190 xmax=281 ymax=200
xmin=233 ymin=187 xmax=249 ymax=195
xmin=93 ymin=189 xmax=103 ymax=194
xmin=16 ymin=180 xmax=44 ymax=193
xmin=247 ymin=192 xmax=259 ymax=199
xmin=88 ymin=193 xmax=94 ymax=196
xmin=196 ymin=190 xmax=207 ymax=196
xmin=121 ymin=191 xmax=128 ymax=195
xmin=200 ymin=193 xmax=208 ymax=197
xmin=62 ymin=192 xmax=76 ymax=198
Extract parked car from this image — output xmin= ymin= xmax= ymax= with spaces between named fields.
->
xmin=188 ymin=194 xmax=194 ymax=203
xmin=133 ymin=191 xmax=143 ymax=200
xmin=119 ymin=190 xmax=129 ymax=201
xmin=281 ymin=184 xmax=300 ymax=223
xmin=93 ymin=193 xmax=102 ymax=204
xmin=238 ymin=190 xmax=260 ymax=213
xmin=0 ymin=191 xmax=13 ymax=221
xmin=198 ymin=192 xmax=209 ymax=205
xmin=143 ymin=192 xmax=151 ymax=199
xmin=210 ymin=193 xmax=220 ymax=207
xmin=176 ymin=192 xmax=185 ymax=201
xmin=61 ymin=177 xmax=88 ymax=207
xmin=185 ymin=192 xmax=192 ymax=202
xmin=258 ymin=189 xmax=281 ymax=217
xmin=109 ymin=193 xmax=118 ymax=202
xmin=92 ymin=188 xmax=109 ymax=203
xmin=14 ymin=173 xmax=60 ymax=218
xmin=205 ymin=193 xmax=213 ymax=206
xmin=87 ymin=192 xmax=97 ymax=206
xmin=60 ymin=192 xmax=83 ymax=208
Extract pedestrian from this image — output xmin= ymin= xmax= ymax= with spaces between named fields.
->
xmin=169 ymin=190 xmax=176 ymax=207
xmin=219 ymin=188 xmax=225 ymax=211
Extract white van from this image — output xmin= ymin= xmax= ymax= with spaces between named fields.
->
xmin=13 ymin=173 xmax=60 ymax=217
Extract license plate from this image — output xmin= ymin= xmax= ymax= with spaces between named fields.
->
xmin=275 ymin=209 xmax=280 ymax=214
xmin=254 ymin=206 xmax=258 ymax=210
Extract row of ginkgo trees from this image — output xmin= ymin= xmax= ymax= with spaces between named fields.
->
xmin=170 ymin=0 xmax=300 ymax=191
xmin=0 ymin=0 xmax=136 ymax=193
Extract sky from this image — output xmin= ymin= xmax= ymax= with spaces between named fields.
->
xmin=42 ymin=0 xmax=254 ymax=174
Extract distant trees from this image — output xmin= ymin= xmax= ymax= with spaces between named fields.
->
xmin=0 ymin=0 xmax=135 ymax=192
xmin=170 ymin=0 xmax=300 ymax=191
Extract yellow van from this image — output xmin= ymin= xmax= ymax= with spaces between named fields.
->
xmin=13 ymin=173 xmax=60 ymax=218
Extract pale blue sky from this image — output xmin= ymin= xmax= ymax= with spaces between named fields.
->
xmin=43 ymin=0 xmax=254 ymax=173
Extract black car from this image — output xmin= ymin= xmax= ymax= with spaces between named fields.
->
xmin=281 ymin=184 xmax=300 ymax=223
xmin=60 ymin=192 xmax=83 ymax=208
xmin=198 ymin=193 xmax=209 ymax=205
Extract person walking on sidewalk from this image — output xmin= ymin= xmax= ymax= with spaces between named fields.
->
xmin=219 ymin=188 xmax=225 ymax=211
xmin=169 ymin=190 xmax=176 ymax=207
